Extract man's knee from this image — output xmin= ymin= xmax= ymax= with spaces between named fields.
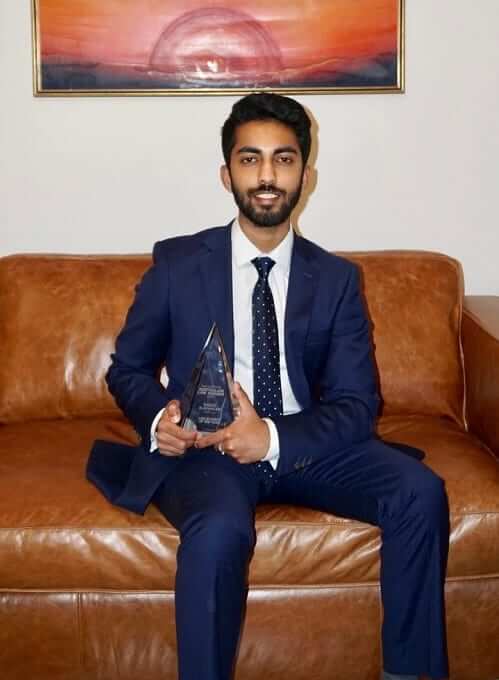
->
xmin=181 ymin=510 xmax=256 ymax=565
xmin=409 ymin=466 xmax=449 ymax=527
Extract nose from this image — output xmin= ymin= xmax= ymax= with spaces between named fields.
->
xmin=258 ymin=157 xmax=276 ymax=186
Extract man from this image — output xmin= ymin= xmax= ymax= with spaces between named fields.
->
xmin=87 ymin=93 xmax=449 ymax=680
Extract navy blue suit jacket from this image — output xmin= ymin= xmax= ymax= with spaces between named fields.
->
xmin=87 ymin=224 xmax=384 ymax=514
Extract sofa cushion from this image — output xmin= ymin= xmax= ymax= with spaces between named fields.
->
xmin=347 ymin=251 xmax=465 ymax=425
xmin=0 ymin=251 xmax=464 ymax=424
xmin=0 ymin=255 xmax=148 ymax=423
xmin=0 ymin=417 xmax=497 ymax=591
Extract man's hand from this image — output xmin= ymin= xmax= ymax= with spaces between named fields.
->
xmin=195 ymin=383 xmax=270 ymax=464
xmin=156 ymin=400 xmax=197 ymax=456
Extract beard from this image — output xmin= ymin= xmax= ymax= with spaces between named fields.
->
xmin=230 ymin=180 xmax=303 ymax=228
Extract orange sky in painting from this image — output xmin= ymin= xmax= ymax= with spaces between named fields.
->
xmin=38 ymin=0 xmax=399 ymax=68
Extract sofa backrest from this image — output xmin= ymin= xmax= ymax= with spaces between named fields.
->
xmin=0 ymin=251 xmax=465 ymax=426
xmin=347 ymin=251 xmax=465 ymax=425
xmin=0 ymin=255 xmax=147 ymax=423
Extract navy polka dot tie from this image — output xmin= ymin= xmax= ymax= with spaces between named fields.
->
xmin=251 ymin=257 xmax=283 ymax=419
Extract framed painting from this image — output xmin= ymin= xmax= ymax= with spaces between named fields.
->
xmin=32 ymin=0 xmax=405 ymax=96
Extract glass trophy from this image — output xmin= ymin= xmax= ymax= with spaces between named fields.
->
xmin=180 ymin=323 xmax=239 ymax=434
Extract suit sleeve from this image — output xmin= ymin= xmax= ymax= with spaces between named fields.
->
xmin=273 ymin=265 xmax=380 ymax=476
xmin=106 ymin=246 xmax=173 ymax=450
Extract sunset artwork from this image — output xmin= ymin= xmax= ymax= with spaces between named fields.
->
xmin=33 ymin=0 xmax=404 ymax=95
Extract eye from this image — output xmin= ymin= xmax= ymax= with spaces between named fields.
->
xmin=276 ymin=155 xmax=294 ymax=164
xmin=240 ymin=155 xmax=258 ymax=165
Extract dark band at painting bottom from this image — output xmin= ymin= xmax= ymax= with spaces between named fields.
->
xmin=40 ymin=54 xmax=398 ymax=92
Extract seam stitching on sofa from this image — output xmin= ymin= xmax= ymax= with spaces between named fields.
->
xmin=1 ymin=510 xmax=498 ymax=532
xmin=1 ymin=574 xmax=498 ymax=595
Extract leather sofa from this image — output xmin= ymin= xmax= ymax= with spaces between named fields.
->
xmin=0 ymin=251 xmax=497 ymax=680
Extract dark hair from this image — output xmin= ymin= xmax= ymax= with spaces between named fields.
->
xmin=221 ymin=93 xmax=312 ymax=167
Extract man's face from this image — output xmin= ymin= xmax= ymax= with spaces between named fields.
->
xmin=221 ymin=120 xmax=310 ymax=229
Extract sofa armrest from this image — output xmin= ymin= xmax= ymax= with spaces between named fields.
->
xmin=462 ymin=296 xmax=499 ymax=457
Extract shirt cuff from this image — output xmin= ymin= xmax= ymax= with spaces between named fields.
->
xmin=150 ymin=408 xmax=165 ymax=452
xmin=262 ymin=418 xmax=280 ymax=470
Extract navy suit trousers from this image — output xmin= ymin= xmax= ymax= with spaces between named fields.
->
xmin=153 ymin=439 xmax=449 ymax=680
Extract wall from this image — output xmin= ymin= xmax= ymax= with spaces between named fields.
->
xmin=1 ymin=1 xmax=498 ymax=293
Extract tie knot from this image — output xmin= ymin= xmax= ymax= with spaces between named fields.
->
xmin=252 ymin=257 xmax=275 ymax=279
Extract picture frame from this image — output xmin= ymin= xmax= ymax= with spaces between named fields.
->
xmin=32 ymin=0 xmax=405 ymax=97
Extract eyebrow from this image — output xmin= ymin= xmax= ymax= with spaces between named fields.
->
xmin=236 ymin=146 xmax=299 ymax=156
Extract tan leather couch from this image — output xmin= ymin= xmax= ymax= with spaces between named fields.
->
xmin=0 ymin=251 xmax=498 ymax=680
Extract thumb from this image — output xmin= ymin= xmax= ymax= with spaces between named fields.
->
xmin=232 ymin=382 xmax=253 ymax=414
xmin=166 ymin=399 xmax=181 ymax=424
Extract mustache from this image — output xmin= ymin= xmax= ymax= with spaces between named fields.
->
xmin=248 ymin=184 xmax=285 ymax=197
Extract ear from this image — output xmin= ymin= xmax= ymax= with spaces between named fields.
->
xmin=220 ymin=165 xmax=232 ymax=193
xmin=301 ymin=164 xmax=311 ymax=190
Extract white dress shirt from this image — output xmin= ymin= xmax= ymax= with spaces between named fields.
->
xmin=151 ymin=220 xmax=302 ymax=469
xmin=231 ymin=219 xmax=302 ymax=467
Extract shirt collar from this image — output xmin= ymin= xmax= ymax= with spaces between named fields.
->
xmin=231 ymin=218 xmax=294 ymax=275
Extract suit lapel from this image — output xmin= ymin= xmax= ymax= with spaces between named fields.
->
xmin=285 ymin=235 xmax=320 ymax=401
xmin=198 ymin=227 xmax=319 ymax=392
xmin=198 ymin=225 xmax=235 ymax=371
